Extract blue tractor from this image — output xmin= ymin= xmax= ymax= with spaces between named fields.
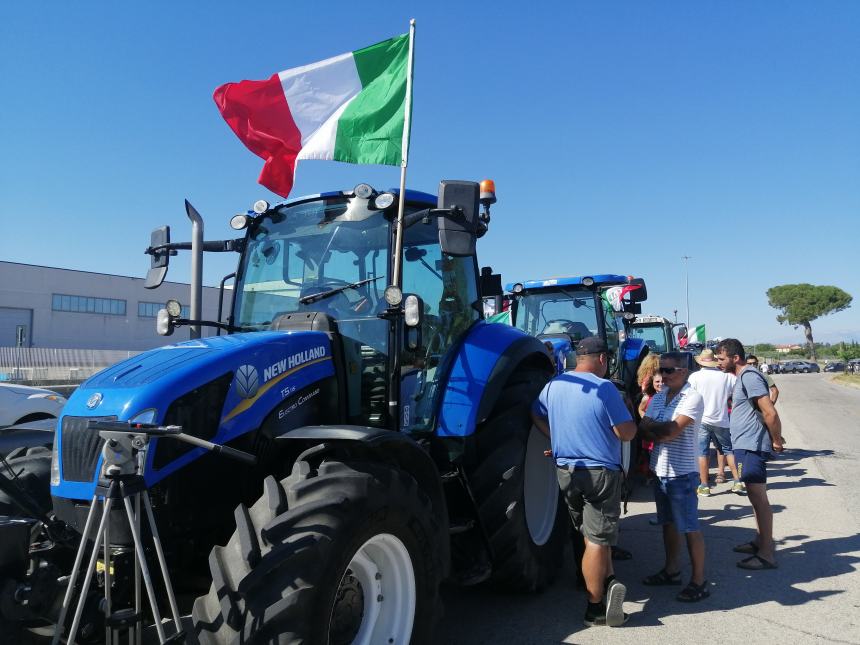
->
xmin=4 ymin=181 xmax=568 ymax=643
xmin=504 ymin=275 xmax=651 ymax=470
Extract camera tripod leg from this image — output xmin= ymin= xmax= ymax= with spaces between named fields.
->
xmin=135 ymin=493 xmax=142 ymax=645
xmin=52 ymin=492 xmax=101 ymax=645
xmin=142 ymin=491 xmax=182 ymax=632
xmin=121 ymin=485 xmax=167 ymax=644
xmin=67 ymin=495 xmax=115 ymax=645
xmin=104 ymin=505 xmax=113 ymax=645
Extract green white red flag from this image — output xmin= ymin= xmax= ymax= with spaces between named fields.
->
xmin=214 ymin=34 xmax=410 ymax=197
xmin=686 ymin=324 xmax=706 ymax=345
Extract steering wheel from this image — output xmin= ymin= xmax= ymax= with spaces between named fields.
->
xmin=541 ymin=319 xmax=578 ymax=334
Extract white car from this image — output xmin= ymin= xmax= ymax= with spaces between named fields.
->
xmin=0 ymin=383 xmax=66 ymax=428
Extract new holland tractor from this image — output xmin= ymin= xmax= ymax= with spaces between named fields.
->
xmin=1 ymin=180 xmax=567 ymax=644
xmin=503 ymin=275 xmax=651 ymax=471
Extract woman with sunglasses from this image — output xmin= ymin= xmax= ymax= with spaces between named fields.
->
xmin=639 ymin=352 xmax=709 ymax=602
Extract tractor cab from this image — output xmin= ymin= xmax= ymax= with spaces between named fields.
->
xmin=630 ymin=314 xmax=684 ymax=355
xmin=506 ymin=275 xmax=647 ymax=380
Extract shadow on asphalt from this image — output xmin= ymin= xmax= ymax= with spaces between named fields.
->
xmin=439 ymin=445 xmax=858 ymax=641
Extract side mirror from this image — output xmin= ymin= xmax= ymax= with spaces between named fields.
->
xmin=479 ymin=266 xmax=502 ymax=298
xmin=622 ymin=302 xmax=642 ymax=315
xmin=627 ymin=278 xmax=647 ymax=302
xmin=676 ymin=325 xmax=688 ymax=341
xmin=403 ymin=293 xmax=424 ymax=350
xmin=145 ymin=226 xmax=171 ymax=289
xmin=437 ymin=180 xmax=479 ymax=257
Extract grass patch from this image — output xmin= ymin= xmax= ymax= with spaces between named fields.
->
xmin=833 ymin=374 xmax=860 ymax=389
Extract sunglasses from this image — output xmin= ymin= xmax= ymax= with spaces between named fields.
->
xmin=659 ymin=366 xmax=686 ymax=374
xmin=746 ymin=361 xmax=758 ymax=366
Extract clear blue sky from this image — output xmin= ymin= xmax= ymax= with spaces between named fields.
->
xmin=2 ymin=2 xmax=858 ymax=345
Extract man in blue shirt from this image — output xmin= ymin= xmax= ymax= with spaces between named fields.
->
xmin=532 ymin=336 xmax=637 ymax=628
xmin=716 ymin=338 xmax=784 ymax=570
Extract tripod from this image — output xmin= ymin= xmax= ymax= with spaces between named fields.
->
xmin=51 ymin=422 xmax=256 ymax=645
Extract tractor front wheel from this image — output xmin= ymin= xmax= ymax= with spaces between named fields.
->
xmin=193 ymin=458 xmax=442 ymax=645
xmin=470 ymin=368 xmax=566 ymax=592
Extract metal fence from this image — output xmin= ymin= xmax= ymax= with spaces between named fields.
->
xmin=0 ymin=347 xmax=140 ymax=384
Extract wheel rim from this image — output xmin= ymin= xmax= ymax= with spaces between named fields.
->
xmin=523 ymin=425 xmax=559 ymax=546
xmin=329 ymin=533 xmax=416 ymax=645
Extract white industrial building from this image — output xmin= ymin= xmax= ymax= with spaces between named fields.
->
xmin=0 ymin=261 xmax=224 ymax=351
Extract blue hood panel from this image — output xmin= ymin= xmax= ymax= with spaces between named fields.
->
xmin=54 ymin=331 xmax=336 ymax=500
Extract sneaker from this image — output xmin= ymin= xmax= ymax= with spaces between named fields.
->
xmin=584 ymin=606 xmax=630 ymax=628
xmin=605 ymin=579 xmax=627 ymax=627
xmin=696 ymin=484 xmax=711 ymax=497
xmin=732 ymin=481 xmax=747 ymax=495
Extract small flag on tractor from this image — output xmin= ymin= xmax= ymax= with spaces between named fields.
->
xmin=214 ymin=33 xmax=412 ymax=197
xmin=685 ymin=324 xmax=706 ymax=345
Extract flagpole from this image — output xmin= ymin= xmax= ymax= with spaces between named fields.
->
xmin=392 ymin=18 xmax=416 ymax=289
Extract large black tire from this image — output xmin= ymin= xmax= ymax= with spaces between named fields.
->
xmin=0 ymin=447 xmax=52 ymax=516
xmin=193 ymin=458 xmax=443 ymax=645
xmin=469 ymin=368 xmax=566 ymax=592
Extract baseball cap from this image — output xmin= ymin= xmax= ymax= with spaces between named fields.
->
xmin=576 ymin=336 xmax=609 ymax=355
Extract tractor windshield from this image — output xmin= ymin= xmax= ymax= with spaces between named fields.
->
xmin=629 ymin=324 xmax=670 ymax=354
xmin=234 ymin=196 xmax=393 ymax=328
xmin=514 ymin=289 xmax=600 ymax=341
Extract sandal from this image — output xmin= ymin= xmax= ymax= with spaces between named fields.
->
xmin=642 ymin=568 xmax=682 ymax=586
xmin=737 ymin=554 xmax=778 ymax=570
xmin=732 ymin=541 xmax=759 ymax=555
xmin=676 ymin=580 xmax=710 ymax=602
xmin=611 ymin=546 xmax=633 ymax=561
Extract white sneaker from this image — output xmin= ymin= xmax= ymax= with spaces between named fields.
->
xmin=605 ymin=579 xmax=627 ymax=627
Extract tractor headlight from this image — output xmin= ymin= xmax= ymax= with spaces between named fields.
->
xmin=582 ymin=276 xmax=595 ymax=287
xmin=404 ymin=294 xmax=421 ymax=327
xmin=230 ymin=213 xmax=251 ymax=230
xmin=353 ymin=183 xmax=374 ymax=199
xmin=384 ymin=285 xmax=403 ymax=306
xmin=128 ymin=409 xmax=158 ymax=425
xmin=512 ymin=283 xmax=524 ymax=294
xmin=50 ymin=426 xmax=60 ymax=486
xmin=373 ymin=192 xmax=396 ymax=210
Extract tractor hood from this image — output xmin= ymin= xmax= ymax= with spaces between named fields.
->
xmin=54 ymin=330 xmax=335 ymax=499
xmin=69 ymin=331 xmax=333 ymax=424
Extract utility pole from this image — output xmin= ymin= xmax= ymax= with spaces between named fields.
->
xmin=682 ymin=255 xmax=692 ymax=331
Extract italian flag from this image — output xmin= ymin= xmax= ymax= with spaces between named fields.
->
xmin=687 ymin=324 xmax=706 ymax=344
xmin=214 ymin=34 xmax=410 ymax=197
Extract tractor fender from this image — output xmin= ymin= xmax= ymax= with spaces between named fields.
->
xmin=276 ymin=425 xmax=451 ymax=577
xmin=436 ymin=322 xmax=554 ymax=438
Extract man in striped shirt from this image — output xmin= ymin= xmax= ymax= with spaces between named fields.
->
xmin=639 ymin=352 xmax=709 ymax=602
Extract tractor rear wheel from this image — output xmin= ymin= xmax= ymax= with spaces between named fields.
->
xmin=193 ymin=458 xmax=443 ymax=645
xmin=470 ymin=368 xmax=566 ymax=592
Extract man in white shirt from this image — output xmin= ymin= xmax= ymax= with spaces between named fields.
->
xmin=688 ymin=349 xmax=743 ymax=495
xmin=639 ymin=352 xmax=709 ymax=602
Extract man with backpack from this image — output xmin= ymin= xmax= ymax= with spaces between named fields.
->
xmin=715 ymin=339 xmax=785 ymax=570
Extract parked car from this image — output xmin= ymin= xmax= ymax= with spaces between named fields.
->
xmin=824 ymin=362 xmax=846 ymax=372
xmin=848 ymin=359 xmax=860 ymax=374
xmin=0 ymin=383 xmax=66 ymax=429
xmin=780 ymin=360 xmax=819 ymax=373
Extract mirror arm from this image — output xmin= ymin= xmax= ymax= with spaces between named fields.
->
xmin=402 ymin=207 xmax=462 ymax=229
xmin=172 ymin=318 xmax=249 ymax=333
xmin=146 ymin=238 xmax=244 ymax=255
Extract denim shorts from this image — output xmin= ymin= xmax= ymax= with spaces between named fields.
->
xmin=734 ymin=449 xmax=768 ymax=484
xmin=697 ymin=423 xmax=733 ymax=456
xmin=653 ymin=472 xmax=700 ymax=533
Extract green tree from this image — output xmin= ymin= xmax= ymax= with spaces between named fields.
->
xmin=767 ymin=284 xmax=852 ymax=361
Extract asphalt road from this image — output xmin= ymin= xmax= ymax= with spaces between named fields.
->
xmin=438 ymin=372 xmax=860 ymax=644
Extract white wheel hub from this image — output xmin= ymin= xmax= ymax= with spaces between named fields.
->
xmin=334 ymin=532 xmax=416 ymax=645
xmin=523 ymin=425 xmax=559 ymax=545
